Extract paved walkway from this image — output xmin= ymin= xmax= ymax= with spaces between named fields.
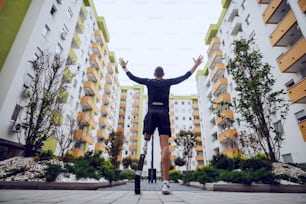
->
xmin=0 ymin=181 xmax=305 ymax=204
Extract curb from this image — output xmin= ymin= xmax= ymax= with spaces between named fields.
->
xmin=0 ymin=181 xmax=126 ymax=190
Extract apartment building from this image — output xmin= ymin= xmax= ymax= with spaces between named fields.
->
xmin=0 ymin=0 xmax=120 ymax=158
xmin=196 ymin=0 xmax=306 ymax=165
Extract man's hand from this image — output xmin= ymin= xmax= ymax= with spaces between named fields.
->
xmin=119 ymin=58 xmax=128 ymax=68
xmin=193 ymin=55 xmax=203 ymax=67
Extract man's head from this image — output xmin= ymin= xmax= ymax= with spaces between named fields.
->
xmin=154 ymin=66 xmax=164 ymax=78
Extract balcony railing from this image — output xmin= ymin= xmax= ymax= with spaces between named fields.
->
xmin=81 ymin=96 xmax=98 ymax=114
xmin=212 ymin=77 xmax=228 ymax=95
xmin=207 ymin=37 xmax=220 ymax=57
xmin=77 ymin=112 xmax=97 ymax=129
xmin=298 ymin=119 xmax=306 ymax=142
xmin=97 ymin=129 xmax=109 ymax=140
xmin=95 ymin=143 xmax=107 ymax=153
xmin=222 ymin=148 xmax=241 ymax=158
xmin=218 ymin=128 xmax=238 ymax=143
xmin=210 ymin=63 xmax=225 ymax=82
xmin=84 ymin=81 xmax=101 ymax=101
xmin=70 ymin=148 xmax=85 ymax=157
xmin=287 ymin=78 xmax=306 ymax=103
xmin=216 ymin=110 xmax=234 ymax=126
xmin=74 ymin=130 xmax=94 ymax=144
xmin=262 ymin=0 xmax=289 ymax=24
xmin=213 ymin=93 xmax=231 ymax=109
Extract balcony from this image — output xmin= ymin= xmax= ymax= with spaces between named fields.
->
xmin=62 ymin=67 xmax=73 ymax=83
xmin=81 ymin=96 xmax=98 ymax=114
xmin=131 ymin=118 xmax=138 ymax=123
xmin=119 ymin=111 xmax=125 ymax=116
xmin=195 ymin=145 xmax=203 ymax=151
xmin=132 ymin=102 xmax=139 ymax=107
xmin=208 ymin=50 xmax=223 ymax=69
xmin=171 ymin=155 xmax=176 ymax=161
xmin=77 ymin=112 xmax=97 ymax=129
xmin=84 ymin=81 xmax=101 ymax=101
xmin=287 ymin=78 xmax=306 ymax=103
xmin=192 ymin=111 xmax=199 ymax=117
xmin=192 ymin=103 xmax=199 ymax=109
xmin=74 ymin=130 xmax=94 ymax=144
xmin=299 ymin=0 xmax=306 ymax=12
xmin=130 ymin=127 xmax=138 ymax=132
xmin=95 ymin=143 xmax=107 ymax=153
xmin=130 ymin=136 xmax=138 ymax=141
xmin=76 ymin=17 xmax=85 ymax=33
xmin=133 ymin=94 xmax=140 ymax=99
xmin=107 ymin=62 xmax=114 ymax=74
xmin=216 ymin=110 xmax=234 ymax=126
xmin=194 ymin=127 xmax=201 ymax=134
xmin=222 ymin=148 xmax=241 ymax=158
xmin=117 ymin=127 xmax=124 ymax=133
xmin=94 ymin=30 xmax=104 ymax=45
xmin=213 ymin=93 xmax=231 ymax=109
xmin=67 ymin=49 xmax=77 ymax=65
xmin=72 ymin=32 xmax=81 ymax=48
xmin=207 ymin=37 xmax=220 ymax=57
xmin=269 ymin=10 xmax=301 ymax=47
xmin=89 ymin=54 xmax=102 ymax=70
xmin=87 ymin=67 xmax=100 ymax=82
xmin=210 ymin=63 xmax=225 ymax=82
xmin=104 ymin=83 xmax=111 ymax=95
xmin=230 ymin=16 xmax=242 ymax=36
xmin=277 ymin=38 xmax=306 ymax=73
xmin=57 ymin=87 xmax=68 ymax=104
xmin=298 ymin=119 xmax=306 ymax=142
xmin=218 ymin=128 xmax=238 ymax=143
xmin=101 ymin=105 xmax=112 ymax=117
xmin=129 ymin=145 xmax=137 ymax=151
xmin=97 ymin=129 xmax=109 ymax=140
xmin=99 ymin=117 xmax=111 ymax=129
xmin=169 ymin=111 xmax=174 ymax=116
xmin=70 ymin=148 xmax=85 ymax=157
xmin=121 ymin=95 xmax=127 ymax=100
xmin=262 ymin=0 xmax=290 ymax=24
xmin=196 ymin=155 xmax=204 ymax=161
xmin=132 ymin=110 xmax=139 ymax=115
xmin=118 ymin=118 xmax=125 ymax=124
xmin=257 ymin=0 xmax=271 ymax=4
xmin=169 ymin=146 xmax=176 ymax=151
xmin=195 ymin=136 xmax=202 ymax=142
xmin=105 ymin=73 xmax=112 ymax=84
xmin=102 ymin=94 xmax=110 ymax=105
xmin=193 ymin=119 xmax=201 ymax=125
xmin=92 ymin=43 xmax=103 ymax=57
xmin=212 ymin=77 xmax=228 ymax=95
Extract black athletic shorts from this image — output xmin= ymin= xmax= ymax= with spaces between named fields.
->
xmin=143 ymin=108 xmax=171 ymax=137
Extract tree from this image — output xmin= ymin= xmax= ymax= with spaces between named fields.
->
xmin=175 ymin=130 xmax=197 ymax=171
xmin=225 ymin=39 xmax=289 ymax=162
xmin=22 ymin=53 xmax=64 ymax=157
xmin=106 ymin=131 xmax=124 ymax=168
xmin=122 ymin=157 xmax=132 ymax=169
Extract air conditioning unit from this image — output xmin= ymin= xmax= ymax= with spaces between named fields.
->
xmin=61 ymin=31 xmax=67 ymax=40
xmin=57 ymin=0 xmax=63 ymax=4
xmin=10 ymin=122 xmax=22 ymax=133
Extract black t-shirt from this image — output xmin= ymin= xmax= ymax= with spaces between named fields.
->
xmin=126 ymin=71 xmax=192 ymax=111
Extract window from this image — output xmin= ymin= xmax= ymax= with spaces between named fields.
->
xmin=245 ymin=14 xmax=250 ymax=26
xmin=11 ymin=104 xmax=23 ymax=121
xmin=50 ymin=5 xmax=57 ymax=16
xmin=282 ymin=153 xmax=293 ymax=163
xmin=181 ymin=101 xmax=185 ymax=105
xmin=55 ymin=43 xmax=63 ymax=55
xmin=295 ymin=110 xmax=306 ymax=122
xmin=285 ymin=79 xmax=295 ymax=89
xmin=241 ymin=0 xmax=246 ymax=10
xmin=273 ymin=120 xmax=284 ymax=136
xmin=42 ymin=24 xmax=50 ymax=38
xmin=24 ymin=73 xmax=33 ymax=88
xmin=68 ymin=7 xmax=73 ymax=18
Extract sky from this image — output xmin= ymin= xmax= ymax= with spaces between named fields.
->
xmin=93 ymin=0 xmax=222 ymax=95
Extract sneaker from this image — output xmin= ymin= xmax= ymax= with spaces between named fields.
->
xmin=161 ymin=182 xmax=171 ymax=195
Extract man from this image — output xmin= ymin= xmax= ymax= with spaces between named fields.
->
xmin=119 ymin=55 xmax=203 ymax=194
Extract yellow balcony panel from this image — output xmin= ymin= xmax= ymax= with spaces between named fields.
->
xmin=117 ymin=127 xmax=124 ymax=133
xmin=192 ymin=103 xmax=199 ymax=109
xmin=299 ymin=0 xmax=306 ymax=12
xmin=97 ymin=129 xmax=109 ymax=140
xmin=168 ymin=136 xmax=175 ymax=142
xmin=107 ymin=62 xmax=114 ymax=74
xmin=269 ymin=11 xmax=299 ymax=47
xmin=130 ymin=127 xmax=138 ymax=132
xmin=171 ymin=128 xmax=175 ymax=134
xmin=130 ymin=155 xmax=138 ymax=160
xmin=129 ymin=145 xmax=137 ymax=151
xmin=87 ymin=67 xmax=100 ymax=82
xmin=77 ymin=112 xmax=97 ymax=129
xmin=218 ymin=128 xmax=238 ymax=143
xmin=92 ymin=42 xmax=103 ymax=57
xmin=222 ymin=148 xmax=241 ymax=158
xmin=131 ymin=110 xmax=139 ymax=115
xmin=169 ymin=146 xmax=176 ymax=151
xmin=118 ymin=118 xmax=125 ymax=124
xmin=133 ymin=94 xmax=140 ymax=99
xmin=257 ymin=0 xmax=271 ymax=4
xmin=213 ymin=93 xmax=231 ymax=109
xmin=262 ymin=0 xmax=289 ymax=24
xmin=119 ymin=111 xmax=125 ymax=116
xmin=197 ymin=165 xmax=204 ymax=169
xmin=95 ymin=143 xmax=107 ymax=153
xmin=212 ymin=77 xmax=228 ymax=95
xmin=210 ymin=63 xmax=225 ymax=82
xmin=99 ymin=117 xmax=111 ymax=129
xmin=102 ymin=94 xmax=110 ymax=105
xmin=131 ymin=118 xmax=139 ymax=123
xmin=298 ymin=119 xmax=306 ymax=142
xmin=89 ymin=54 xmax=102 ymax=70
xmin=195 ymin=145 xmax=203 ymax=151
xmin=105 ymin=73 xmax=112 ymax=84
xmin=195 ymin=136 xmax=202 ymax=142
xmin=130 ymin=136 xmax=138 ymax=141
xmin=196 ymin=155 xmax=204 ymax=161
xmin=216 ymin=110 xmax=234 ymax=126
xmin=278 ymin=38 xmax=306 ymax=73
xmin=81 ymin=96 xmax=98 ymax=114
xmin=207 ymin=37 xmax=220 ymax=57
xmin=94 ymin=30 xmax=104 ymax=45
xmin=104 ymin=83 xmax=111 ymax=95
xmin=70 ymin=148 xmax=84 ymax=157
xmin=120 ymin=103 xmax=126 ymax=108
xmin=169 ymin=111 xmax=174 ymax=116
xmin=62 ymin=67 xmax=73 ymax=83
xmin=194 ymin=128 xmax=201 ymax=134
xmin=132 ymin=102 xmax=139 ymax=107
xmin=74 ymin=130 xmax=94 ymax=144
xmin=170 ymin=119 xmax=175 ymax=124
xmin=84 ymin=81 xmax=101 ymax=101
xmin=117 ymin=155 xmax=122 ymax=161
xmin=208 ymin=50 xmax=223 ymax=69
xmin=170 ymin=155 xmax=176 ymax=161
xmin=101 ymin=105 xmax=112 ymax=118
xmin=193 ymin=119 xmax=201 ymax=125
xmin=192 ymin=111 xmax=199 ymax=117
xmin=121 ymin=94 xmax=127 ymax=100
xmin=287 ymin=78 xmax=306 ymax=103
xmin=169 ymin=103 xmax=174 ymax=108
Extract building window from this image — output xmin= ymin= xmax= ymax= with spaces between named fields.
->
xmin=241 ymin=0 xmax=246 ymax=10
xmin=282 ymin=153 xmax=293 ymax=163
xmin=285 ymin=79 xmax=295 ymax=89
xmin=11 ymin=104 xmax=23 ymax=121
xmin=42 ymin=24 xmax=50 ymax=38
xmin=245 ymin=14 xmax=250 ymax=26
xmin=55 ymin=43 xmax=63 ymax=55
xmin=68 ymin=7 xmax=73 ymax=18
xmin=273 ymin=120 xmax=284 ymax=137
xmin=24 ymin=73 xmax=33 ymax=88
xmin=295 ymin=110 xmax=306 ymax=122
xmin=50 ymin=5 xmax=57 ymax=16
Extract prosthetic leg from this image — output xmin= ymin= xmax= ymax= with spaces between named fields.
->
xmin=134 ymin=139 xmax=149 ymax=194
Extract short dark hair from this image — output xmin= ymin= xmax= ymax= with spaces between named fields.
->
xmin=154 ymin=66 xmax=164 ymax=77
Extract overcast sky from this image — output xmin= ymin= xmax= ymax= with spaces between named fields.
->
xmin=93 ymin=0 xmax=222 ymax=95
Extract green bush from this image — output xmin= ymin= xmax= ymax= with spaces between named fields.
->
xmin=36 ymin=150 xmax=54 ymax=161
xmin=0 ymin=167 xmax=26 ymax=179
xmin=169 ymin=170 xmax=183 ymax=183
xmin=210 ymin=154 xmax=236 ymax=170
xmin=45 ymin=163 xmax=62 ymax=182
xmin=219 ymin=170 xmax=253 ymax=185
xmin=240 ymin=157 xmax=272 ymax=171
xmin=118 ymin=169 xmax=135 ymax=180
xmin=194 ymin=166 xmax=220 ymax=184
xmin=122 ymin=157 xmax=132 ymax=169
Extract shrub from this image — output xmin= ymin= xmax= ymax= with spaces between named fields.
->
xmin=122 ymin=157 xmax=132 ymax=169
xmin=219 ymin=170 xmax=253 ymax=185
xmin=195 ymin=166 xmax=220 ymax=184
xmin=130 ymin=159 xmax=139 ymax=171
xmin=45 ymin=163 xmax=62 ymax=182
xmin=169 ymin=170 xmax=183 ymax=183
xmin=210 ymin=154 xmax=235 ymax=170
xmin=240 ymin=157 xmax=272 ymax=171
xmin=36 ymin=150 xmax=54 ymax=161
xmin=0 ymin=167 xmax=26 ymax=179
xmin=119 ymin=169 xmax=135 ymax=180
xmin=174 ymin=157 xmax=185 ymax=167
xmin=73 ymin=157 xmax=100 ymax=180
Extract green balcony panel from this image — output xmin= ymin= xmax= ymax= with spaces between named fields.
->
xmin=68 ymin=49 xmax=77 ymax=65
xmin=63 ymin=67 xmax=73 ymax=83
xmin=73 ymin=32 xmax=81 ymax=48
xmin=77 ymin=17 xmax=85 ymax=33
xmin=97 ymin=17 xmax=110 ymax=43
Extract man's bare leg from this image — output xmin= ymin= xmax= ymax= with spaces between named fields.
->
xmin=159 ymin=134 xmax=170 ymax=181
